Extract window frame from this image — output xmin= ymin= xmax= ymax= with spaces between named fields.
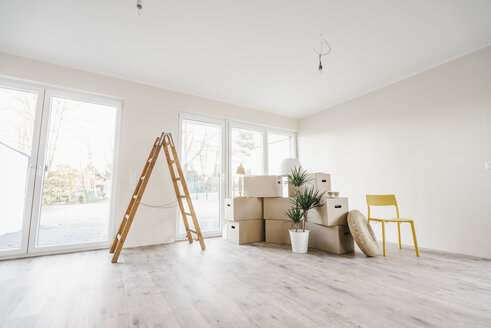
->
xmin=0 ymin=77 xmax=46 ymax=258
xmin=28 ymin=87 xmax=122 ymax=255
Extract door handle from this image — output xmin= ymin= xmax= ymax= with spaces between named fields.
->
xmin=31 ymin=164 xmax=46 ymax=172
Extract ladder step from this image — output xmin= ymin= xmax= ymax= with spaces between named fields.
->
xmin=169 ymin=160 xmax=175 ymax=164
xmin=173 ymin=177 xmax=181 ymax=181
xmin=184 ymin=212 xmax=192 ymax=216
xmin=187 ymin=229 xmax=197 ymax=234
xmin=178 ymin=195 xmax=186 ymax=198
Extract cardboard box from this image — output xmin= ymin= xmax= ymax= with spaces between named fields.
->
xmin=224 ymin=197 xmax=263 ymax=221
xmin=265 ymin=219 xmax=293 ymax=245
xmin=244 ymin=175 xmax=285 ymax=198
xmin=306 ymin=222 xmax=354 ymax=254
xmin=227 ymin=220 xmax=264 ymax=245
xmin=263 ymin=197 xmax=296 ymax=221
xmin=307 ymin=197 xmax=349 ymax=226
xmin=286 ymin=173 xmax=331 ymax=197
xmin=307 ymin=173 xmax=331 ymax=195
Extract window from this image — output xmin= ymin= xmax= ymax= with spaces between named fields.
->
xmin=36 ymin=96 xmax=118 ymax=247
xmin=178 ymin=114 xmax=296 ymax=238
xmin=179 ymin=118 xmax=223 ymax=234
xmin=228 ymin=127 xmax=295 ymax=197
xmin=0 ymin=86 xmax=39 ymax=252
xmin=230 ymin=126 xmax=263 ymax=197
xmin=267 ymin=132 xmax=295 ymax=175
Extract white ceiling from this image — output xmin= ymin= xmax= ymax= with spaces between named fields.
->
xmin=1 ymin=0 xmax=491 ymax=118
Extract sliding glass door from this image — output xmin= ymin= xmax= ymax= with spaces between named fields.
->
xmin=0 ymin=78 xmax=120 ymax=259
xmin=32 ymin=94 xmax=118 ymax=249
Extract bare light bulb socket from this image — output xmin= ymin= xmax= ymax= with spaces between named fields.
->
xmin=136 ymin=0 xmax=143 ymax=16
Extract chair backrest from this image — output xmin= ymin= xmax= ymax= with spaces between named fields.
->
xmin=366 ymin=194 xmax=400 ymax=219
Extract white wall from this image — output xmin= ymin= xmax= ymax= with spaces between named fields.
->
xmin=299 ymin=46 xmax=491 ymax=259
xmin=0 ymin=52 xmax=298 ymax=248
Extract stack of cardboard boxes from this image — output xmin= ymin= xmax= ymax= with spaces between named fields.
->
xmin=225 ymin=175 xmax=285 ymax=245
xmin=225 ymin=173 xmax=354 ymax=254
xmin=224 ymin=197 xmax=264 ymax=245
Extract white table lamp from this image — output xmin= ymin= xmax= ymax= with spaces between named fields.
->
xmin=281 ymin=158 xmax=301 ymax=175
xmin=236 ymin=163 xmax=245 ymax=197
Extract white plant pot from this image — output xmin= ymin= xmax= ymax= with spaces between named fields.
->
xmin=289 ymin=229 xmax=310 ymax=253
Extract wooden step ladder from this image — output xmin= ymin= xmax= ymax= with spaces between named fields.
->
xmin=110 ymin=132 xmax=206 ymax=263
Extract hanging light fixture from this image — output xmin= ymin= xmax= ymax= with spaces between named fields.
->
xmin=314 ymin=34 xmax=332 ymax=72
xmin=136 ymin=0 xmax=143 ymax=16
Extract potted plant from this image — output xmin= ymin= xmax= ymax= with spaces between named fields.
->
xmin=285 ymin=167 xmax=325 ymax=253
xmin=286 ymin=206 xmax=308 ymax=253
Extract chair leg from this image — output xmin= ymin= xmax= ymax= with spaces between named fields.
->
xmin=381 ymin=221 xmax=386 ymax=256
xmin=397 ymin=222 xmax=401 ymax=249
xmin=410 ymin=221 xmax=420 ymax=257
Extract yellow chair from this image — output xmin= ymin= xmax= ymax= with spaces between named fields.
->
xmin=366 ymin=195 xmax=419 ymax=257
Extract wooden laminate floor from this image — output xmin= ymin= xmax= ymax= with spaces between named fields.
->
xmin=0 ymin=238 xmax=490 ymax=328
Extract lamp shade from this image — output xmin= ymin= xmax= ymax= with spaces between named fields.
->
xmin=281 ymin=158 xmax=301 ymax=175
xmin=236 ymin=163 xmax=245 ymax=175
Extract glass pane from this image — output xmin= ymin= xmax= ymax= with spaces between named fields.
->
xmin=231 ymin=127 xmax=263 ymax=197
xmin=0 ymin=87 xmax=38 ymax=250
xmin=268 ymin=132 xmax=294 ymax=175
xmin=37 ymin=97 xmax=117 ymax=247
xmin=180 ymin=119 xmax=222 ymax=233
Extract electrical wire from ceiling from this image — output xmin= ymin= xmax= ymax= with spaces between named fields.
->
xmin=314 ymin=34 xmax=332 ymax=72
xmin=140 ymin=201 xmax=177 ymax=208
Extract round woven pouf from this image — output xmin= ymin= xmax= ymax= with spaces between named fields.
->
xmin=347 ymin=210 xmax=379 ymax=257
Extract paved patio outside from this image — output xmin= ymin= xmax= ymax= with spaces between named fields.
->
xmin=0 ymin=202 xmax=109 ymax=250
xmin=0 ymin=197 xmax=221 ymax=251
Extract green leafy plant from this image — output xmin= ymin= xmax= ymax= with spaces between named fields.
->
xmin=285 ymin=206 xmax=304 ymax=232
xmin=295 ymin=187 xmax=325 ymax=231
xmin=287 ymin=166 xmax=311 ymax=189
